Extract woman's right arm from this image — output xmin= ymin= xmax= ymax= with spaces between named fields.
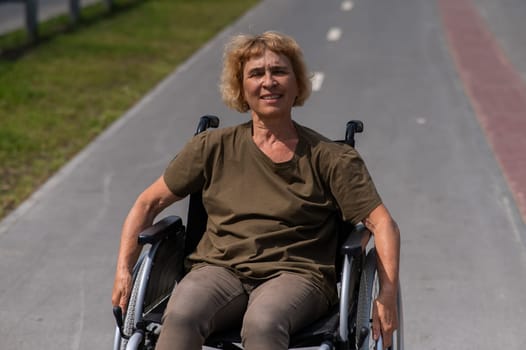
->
xmin=111 ymin=175 xmax=182 ymax=311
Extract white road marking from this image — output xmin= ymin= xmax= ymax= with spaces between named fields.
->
xmin=311 ymin=72 xmax=325 ymax=91
xmin=327 ymin=27 xmax=342 ymax=41
xmin=500 ymin=194 xmax=526 ymax=253
xmin=341 ymin=0 xmax=354 ymax=11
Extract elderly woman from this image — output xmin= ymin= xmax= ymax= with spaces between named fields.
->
xmin=112 ymin=31 xmax=400 ymax=349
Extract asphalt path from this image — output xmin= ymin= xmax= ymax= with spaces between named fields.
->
xmin=1 ymin=0 xmax=526 ymax=349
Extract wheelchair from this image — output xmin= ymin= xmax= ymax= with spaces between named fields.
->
xmin=112 ymin=115 xmax=404 ymax=350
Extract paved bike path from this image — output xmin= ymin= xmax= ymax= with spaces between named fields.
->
xmin=1 ymin=1 xmax=526 ymax=349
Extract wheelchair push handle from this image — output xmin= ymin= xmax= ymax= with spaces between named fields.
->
xmin=345 ymin=120 xmax=364 ymax=147
xmin=113 ymin=306 xmax=130 ymax=340
xmin=195 ymin=115 xmax=220 ymax=135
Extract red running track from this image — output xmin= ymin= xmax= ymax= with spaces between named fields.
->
xmin=438 ymin=0 xmax=526 ymax=224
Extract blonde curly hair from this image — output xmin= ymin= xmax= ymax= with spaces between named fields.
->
xmin=220 ymin=31 xmax=312 ymax=113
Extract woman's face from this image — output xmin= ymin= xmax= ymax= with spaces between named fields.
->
xmin=242 ymin=49 xmax=298 ymax=119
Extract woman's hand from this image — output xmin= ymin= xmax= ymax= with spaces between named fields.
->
xmin=112 ymin=268 xmax=133 ymax=313
xmin=372 ymin=290 xmax=399 ymax=348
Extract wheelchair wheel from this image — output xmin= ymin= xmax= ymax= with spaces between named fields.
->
xmin=116 ymin=229 xmax=185 ymax=350
xmin=356 ymin=248 xmax=403 ymax=350
xmin=120 ymin=254 xmax=148 ymax=350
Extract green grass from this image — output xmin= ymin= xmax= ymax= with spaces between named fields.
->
xmin=0 ymin=0 xmax=258 ymax=219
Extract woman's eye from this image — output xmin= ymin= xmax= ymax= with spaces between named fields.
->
xmin=274 ymin=69 xmax=289 ymax=76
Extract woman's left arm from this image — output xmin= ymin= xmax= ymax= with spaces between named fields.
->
xmin=364 ymin=203 xmax=401 ymax=348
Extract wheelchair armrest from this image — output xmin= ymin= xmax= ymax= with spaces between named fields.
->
xmin=138 ymin=216 xmax=184 ymax=245
xmin=340 ymin=224 xmax=371 ymax=257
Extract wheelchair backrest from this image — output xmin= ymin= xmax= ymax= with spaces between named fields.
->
xmin=185 ymin=191 xmax=208 ymax=256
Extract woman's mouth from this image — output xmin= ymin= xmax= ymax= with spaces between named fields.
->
xmin=260 ymin=94 xmax=281 ymax=100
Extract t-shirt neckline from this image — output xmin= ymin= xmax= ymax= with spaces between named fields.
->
xmin=245 ymin=121 xmax=304 ymax=169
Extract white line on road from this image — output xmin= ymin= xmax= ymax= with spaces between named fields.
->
xmin=341 ymin=0 xmax=354 ymax=11
xmin=311 ymin=72 xmax=325 ymax=91
xmin=501 ymin=194 xmax=526 ymax=253
xmin=327 ymin=27 xmax=342 ymax=41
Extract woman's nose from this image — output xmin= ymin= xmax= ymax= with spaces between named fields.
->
xmin=262 ymin=72 xmax=275 ymax=88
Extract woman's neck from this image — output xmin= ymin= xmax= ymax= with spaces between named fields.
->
xmin=251 ymin=112 xmax=297 ymax=143
xmin=250 ymin=112 xmax=299 ymax=163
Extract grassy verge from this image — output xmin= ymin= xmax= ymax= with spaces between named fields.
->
xmin=0 ymin=0 xmax=258 ymax=220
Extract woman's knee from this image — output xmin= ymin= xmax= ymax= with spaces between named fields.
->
xmin=161 ymin=276 xmax=211 ymax=337
xmin=162 ymin=300 xmax=207 ymax=336
xmin=162 ymin=266 xmax=247 ymax=338
xmin=241 ymin=307 xmax=289 ymax=347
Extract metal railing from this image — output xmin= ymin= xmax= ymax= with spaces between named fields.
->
xmin=0 ymin=0 xmax=114 ymax=41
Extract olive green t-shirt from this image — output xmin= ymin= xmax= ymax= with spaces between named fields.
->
xmin=163 ymin=121 xmax=381 ymax=302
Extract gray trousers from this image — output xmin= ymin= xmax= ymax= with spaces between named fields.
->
xmin=155 ymin=265 xmax=330 ymax=350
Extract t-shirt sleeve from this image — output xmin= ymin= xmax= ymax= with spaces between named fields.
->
xmin=163 ymin=133 xmax=207 ymax=198
xmin=327 ymin=147 xmax=382 ymax=225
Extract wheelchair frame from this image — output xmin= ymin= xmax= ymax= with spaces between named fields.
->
xmin=113 ymin=116 xmax=403 ymax=350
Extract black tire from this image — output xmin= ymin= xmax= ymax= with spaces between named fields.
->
xmin=120 ymin=255 xmax=148 ymax=350
xmin=356 ymin=248 xmax=403 ymax=350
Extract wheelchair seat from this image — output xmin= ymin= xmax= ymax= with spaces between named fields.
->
xmin=141 ymin=300 xmax=340 ymax=349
